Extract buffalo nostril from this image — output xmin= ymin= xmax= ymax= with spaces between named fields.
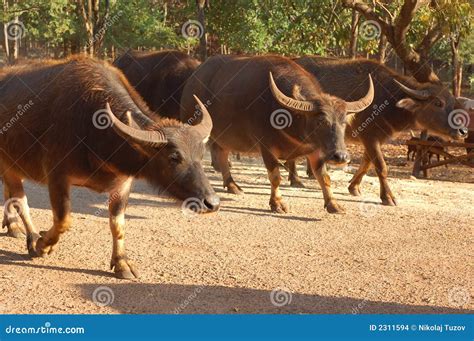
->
xmin=203 ymin=195 xmax=220 ymax=212
xmin=331 ymin=152 xmax=350 ymax=164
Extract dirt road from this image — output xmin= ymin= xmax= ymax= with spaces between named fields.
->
xmin=0 ymin=144 xmax=473 ymax=314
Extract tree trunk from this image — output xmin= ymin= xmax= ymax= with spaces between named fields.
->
xmin=450 ymin=35 xmax=462 ymax=97
xmin=3 ymin=0 xmax=10 ymax=63
xmin=196 ymin=0 xmax=208 ymax=61
xmin=348 ymin=10 xmax=360 ymax=58
xmin=377 ymin=34 xmax=388 ymax=63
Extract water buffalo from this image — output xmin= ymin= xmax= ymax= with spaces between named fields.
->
xmin=0 ymin=56 xmax=218 ymax=279
xmin=181 ymin=55 xmax=374 ymax=213
xmin=113 ymin=50 xmax=200 ymax=119
xmin=287 ymin=57 xmax=468 ymax=206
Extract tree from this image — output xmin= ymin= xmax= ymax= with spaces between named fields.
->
xmin=77 ymin=0 xmax=110 ymax=56
xmin=342 ymin=0 xmax=444 ymax=83
xmin=196 ymin=0 xmax=209 ymax=60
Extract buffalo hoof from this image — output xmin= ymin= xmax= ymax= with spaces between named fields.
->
xmin=381 ymin=197 xmax=397 ymax=206
xmin=6 ymin=223 xmax=26 ymax=238
xmin=325 ymin=201 xmax=345 ymax=214
xmin=26 ymin=232 xmax=41 ymax=257
xmin=111 ymin=257 xmax=139 ymax=279
xmin=290 ymin=179 xmax=305 ymax=188
xmin=30 ymin=233 xmax=56 ymax=257
xmin=348 ymin=185 xmax=361 ymax=196
xmin=227 ymin=182 xmax=244 ymax=195
xmin=270 ymin=200 xmax=289 ymax=214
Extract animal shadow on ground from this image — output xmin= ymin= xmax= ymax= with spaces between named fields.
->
xmin=79 ymin=283 xmax=473 ymax=314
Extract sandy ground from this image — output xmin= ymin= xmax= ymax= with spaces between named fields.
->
xmin=0 ymin=140 xmax=473 ymax=314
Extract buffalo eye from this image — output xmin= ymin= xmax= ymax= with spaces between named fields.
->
xmin=433 ymin=99 xmax=443 ymax=107
xmin=168 ymin=152 xmax=183 ymax=164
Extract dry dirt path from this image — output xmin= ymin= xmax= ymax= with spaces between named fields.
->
xmin=0 ymin=152 xmax=472 ymax=314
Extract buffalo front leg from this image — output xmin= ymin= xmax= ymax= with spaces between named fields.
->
xmin=261 ymin=149 xmax=288 ymax=213
xmin=109 ymin=178 xmax=138 ymax=279
xmin=286 ymin=159 xmax=305 ymax=188
xmin=348 ymin=152 xmax=371 ymax=196
xmin=214 ymin=143 xmax=243 ymax=194
xmin=32 ymin=177 xmax=71 ymax=257
xmin=366 ymin=142 xmax=397 ymax=206
xmin=307 ymin=152 xmax=344 ymax=214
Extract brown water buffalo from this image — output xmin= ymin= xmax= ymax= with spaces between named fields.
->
xmin=287 ymin=57 xmax=468 ymax=206
xmin=113 ymin=50 xmax=200 ymax=119
xmin=0 ymin=56 xmax=218 ymax=279
xmin=456 ymin=97 xmax=474 ymax=154
xmin=181 ymin=55 xmax=374 ymax=213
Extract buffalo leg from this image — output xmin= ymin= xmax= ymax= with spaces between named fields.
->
xmin=2 ymin=175 xmax=39 ymax=251
xmin=366 ymin=142 xmax=397 ymax=206
xmin=307 ymin=152 xmax=344 ymax=214
xmin=32 ymin=177 xmax=71 ymax=257
xmin=2 ymin=182 xmax=25 ymax=238
xmin=109 ymin=177 xmax=138 ymax=279
xmin=214 ymin=143 xmax=243 ymax=194
xmin=348 ymin=153 xmax=371 ymax=196
xmin=261 ymin=149 xmax=288 ymax=213
xmin=306 ymin=159 xmax=314 ymax=179
xmin=286 ymin=159 xmax=305 ymax=188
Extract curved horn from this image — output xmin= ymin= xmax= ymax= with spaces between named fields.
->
xmin=345 ymin=74 xmax=375 ymax=113
xmin=269 ymin=72 xmax=316 ymax=112
xmin=394 ymin=79 xmax=430 ymax=100
xmin=191 ymin=95 xmax=213 ymax=140
xmin=105 ymin=103 xmax=167 ymax=147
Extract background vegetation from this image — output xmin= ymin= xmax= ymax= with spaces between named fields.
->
xmin=1 ymin=0 xmax=473 ymax=93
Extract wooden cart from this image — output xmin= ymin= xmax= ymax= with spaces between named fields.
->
xmin=409 ymin=111 xmax=474 ymax=178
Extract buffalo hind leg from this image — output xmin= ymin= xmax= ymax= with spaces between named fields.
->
xmin=286 ymin=160 xmax=305 ymax=188
xmin=32 ymin=176 xmax=71 ymax=257
xmin=348 ymin=153 xmax=371 ymax=196
xmin=2 ymin=182 xmax=25 ymax=238
xmin=109 ymin=178 xmax=138 ymax=279
xmin=307 ymin=152 xmax=344 ymax=214
xmin=2 ymin=175 xmax=39 ymax=251
xmin=214 ymin=143 xmax=243 ymax=194
xmin=366 ymin=142 xmax=397 ymax=206
xmin=261 ymin=149 xmax=288 ymax=213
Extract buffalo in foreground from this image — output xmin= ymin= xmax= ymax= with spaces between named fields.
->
xmin=0 ymin=56 xmax=218 ymax=279
xmin=181 ymin=55 xmax=374 ymax=213
xmin=287 ymin=57 xmax=468 ymax=206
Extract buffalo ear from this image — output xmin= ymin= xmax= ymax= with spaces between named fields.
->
xmin=396 ymin=98 xmax=418 ymax=112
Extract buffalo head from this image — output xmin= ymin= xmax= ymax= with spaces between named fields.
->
xmin=269 ymin=72 xmax=374 ymax=165
xmin=394 ymin=80 xmax=468 ymax=140
xmin=105 ymin=96 xmax=220 ymax=213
